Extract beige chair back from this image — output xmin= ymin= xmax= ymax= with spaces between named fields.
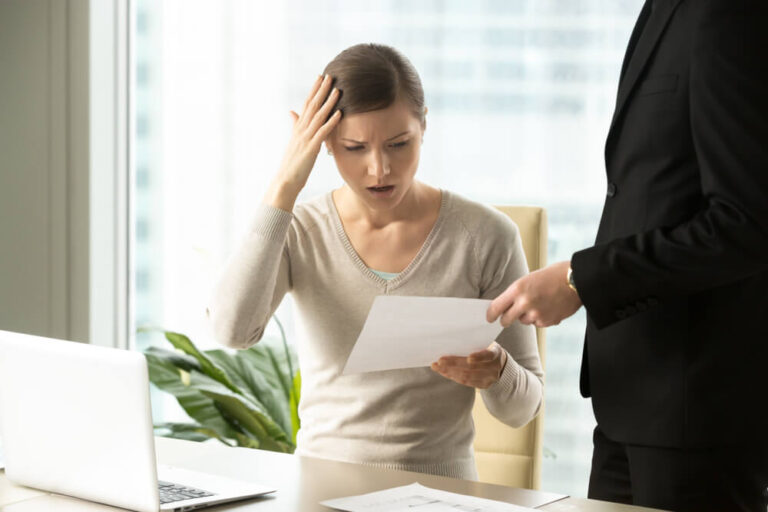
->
xmin=472 ymin=206 xmax=547 ymax=489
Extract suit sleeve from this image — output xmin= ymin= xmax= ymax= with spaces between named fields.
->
xmin=571 ymin=0 xmax=768 ymax=329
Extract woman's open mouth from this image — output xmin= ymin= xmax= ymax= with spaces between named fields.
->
xmin=367 ymin=185 xmax=395 ymax=198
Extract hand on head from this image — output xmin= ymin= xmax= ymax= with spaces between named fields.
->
xmin=266 ymin=74 xmax=342 ymax=211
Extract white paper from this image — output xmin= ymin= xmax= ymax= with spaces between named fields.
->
xmin=321 ymin=482 xmax=536 ymax=511
xmin=342 ymin=296 xmax=503 ymax=375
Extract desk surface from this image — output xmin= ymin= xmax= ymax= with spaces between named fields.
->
xmin=0 ymin=437 xmax=667 ymax=512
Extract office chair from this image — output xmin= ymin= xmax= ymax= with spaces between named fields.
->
xmin=472 ymin=206 xmax=547 ymax=490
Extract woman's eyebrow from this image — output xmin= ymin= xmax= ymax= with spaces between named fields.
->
xmin=340 ymin=131 xmax=410 ymax=144
xmin=386 ymin=131 xmax=410 ymax=141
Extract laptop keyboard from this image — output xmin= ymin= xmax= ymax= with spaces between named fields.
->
xmin=158 ymin=480 xmax=215 ymax=504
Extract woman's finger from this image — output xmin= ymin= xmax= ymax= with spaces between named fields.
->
xmin=312 ymin=110 xmax=342 ymax=146
xmin=438 ymin=352 xmax=500 ymax=373
xmin=455 ymin=369 xmax=495 ymax=389
xmin=301 ymin=74 xmax=334 ymax=126
xmin=309 ymin=87 xmax=340 ymax=133
xmin=300 ymin=74 xmax=325 ymax=116
xmin=468 ymin=347 xmax=497 ymax=364
xmin=433 ymin=362 xmax=498 ymax=389
xmin=436 ymin=356 xmax=471 ymax=369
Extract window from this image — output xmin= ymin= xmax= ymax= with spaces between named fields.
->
xmin=132 ymin=0 xmax=642 ymax=496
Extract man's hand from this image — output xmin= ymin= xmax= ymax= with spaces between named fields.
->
xmin=431 ymin=342 xmax=507 ymax=389
xmin=487 ymin=260 xmax=583 ymax=328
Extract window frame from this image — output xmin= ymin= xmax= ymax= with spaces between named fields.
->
xmin=88 ymin=0 xmax=132 ymax=350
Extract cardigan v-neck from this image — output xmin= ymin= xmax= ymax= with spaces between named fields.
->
xmin=325 ymin=190 xmax=449 ymax=290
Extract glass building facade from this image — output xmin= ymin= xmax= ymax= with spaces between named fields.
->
xmin=133 ymin=0 xmax=642 ymax=496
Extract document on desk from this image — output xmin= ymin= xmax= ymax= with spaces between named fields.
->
xmin=321 ymin=482 xmax=536 ymax=511
xmin=342 ymin=296 xmax=504 ymax=375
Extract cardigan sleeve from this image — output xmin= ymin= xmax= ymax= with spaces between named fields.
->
xmin=207 ymin=203 xmax=293 ymax=349
xmin=476 ymin=213 xmax=544 ymax=428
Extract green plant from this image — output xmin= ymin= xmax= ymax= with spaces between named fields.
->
xmin=142 ymin=318 xmax=300 ymax=453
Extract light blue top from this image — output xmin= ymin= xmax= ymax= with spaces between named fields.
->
xmin=370 ymin=269 xmax=399 ymax=281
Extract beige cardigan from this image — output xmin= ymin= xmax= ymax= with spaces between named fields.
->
xmin=208 ymin=190 xmax=543 ymax=479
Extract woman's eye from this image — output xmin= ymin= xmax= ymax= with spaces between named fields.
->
xmin=390 ymin=141 xmax=409 ymax=149
xmin=344 ymin=146 xmax=364 ymax=152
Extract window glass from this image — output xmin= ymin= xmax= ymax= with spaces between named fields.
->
xmin=133 ymin=0 xmax=641 ymax=496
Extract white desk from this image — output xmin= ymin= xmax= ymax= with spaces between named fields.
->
xmin=0 ymin=437 xmax=668 ymax=511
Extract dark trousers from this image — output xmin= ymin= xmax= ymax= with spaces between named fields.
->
xmin=588 ymin=427 xmax=768 ymax=512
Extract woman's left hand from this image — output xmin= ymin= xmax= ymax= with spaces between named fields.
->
xmin=431 ymin=342 xmax=508 ymax=389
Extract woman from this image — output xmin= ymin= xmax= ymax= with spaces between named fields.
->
xmin=209 ymin=43 xmax=543 ymax=480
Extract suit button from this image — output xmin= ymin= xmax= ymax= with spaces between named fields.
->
xmin=616 ymin=309 xmax=627 ymax=319
xmin=607 ymin=182 xmax=617 ymax=197
xmin=648 ymin=297 xmax=660 ymax=306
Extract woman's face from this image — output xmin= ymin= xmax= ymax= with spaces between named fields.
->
xmin=326 ymin=100 xmax=425 ymax=211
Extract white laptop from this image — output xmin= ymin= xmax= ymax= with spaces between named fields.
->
xmin=0 ymin=329 xmax=276 ymax=512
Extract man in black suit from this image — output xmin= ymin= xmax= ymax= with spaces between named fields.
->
xmin=487 ymin=0 xmax=768 ymax=510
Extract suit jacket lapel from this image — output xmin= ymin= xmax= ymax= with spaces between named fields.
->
xmin=618 ymin=0 xmax=653 ymax=88
xmin=608 ymin=0 xmax=683 ymax=138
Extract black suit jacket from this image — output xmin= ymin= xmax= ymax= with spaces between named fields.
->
xmin=570 ymin=0 xmax=768 ymax=448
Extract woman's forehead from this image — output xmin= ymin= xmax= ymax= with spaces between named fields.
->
xmin=336 ymin=102 xmax=422 ymax=141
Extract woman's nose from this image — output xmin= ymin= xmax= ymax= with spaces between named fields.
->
xmin=367 ymin=150 xmax=391 ymax=178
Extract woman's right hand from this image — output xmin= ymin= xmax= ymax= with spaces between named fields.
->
xmin=266 ymin=74 xmax=342 ymax=212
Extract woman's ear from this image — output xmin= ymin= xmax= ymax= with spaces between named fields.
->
xmin=421 ymin=106 xmax=428 ymax=135
xmin=324 ymin=139 xmax=334 ymax=156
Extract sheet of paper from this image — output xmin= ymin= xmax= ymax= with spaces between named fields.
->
xmin=321 ymin=482 xmax=537 ymax=511
xmin=342 ymin=296 xmax=504 ymax=375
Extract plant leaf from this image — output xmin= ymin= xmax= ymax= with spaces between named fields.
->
xmin=232 ymin=432 xmax=261 ymax=449
xmin=191 ymin=371 xmax=294 ymax=453
xmin=272 ymin=316 xmax=297 ymax=401
xmin=201 ymin=389 xmax=293 ymax=453
xmin=289 ymin=371 xmax=301 ymax=444
xmin=145 ymin=346 xmax=201 ymax=373
xmin=145 ymin=351 xmax=240 ymax=441
xmin=153 ymin=422 xmax=233 ymax=446
xmin=164 ymin=331 xmax=240 ymax=394
xmin=144 ymin=327 xmax=300 ymax=454
xmin=205 ymin=347 xmax=293 ymax=439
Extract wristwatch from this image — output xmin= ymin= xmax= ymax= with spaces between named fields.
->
xmin=567 ymin=266 xmax=578 ymax=293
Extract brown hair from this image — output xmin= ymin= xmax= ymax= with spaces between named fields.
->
xmin=322 ymin=43 xmax=425 ymax=125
